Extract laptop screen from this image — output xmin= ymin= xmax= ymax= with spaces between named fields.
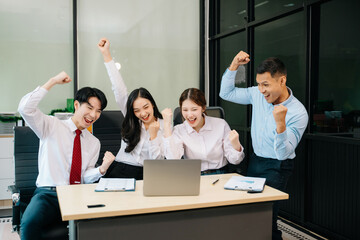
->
xmin=143 ymin=159 xmax=201 ymax=196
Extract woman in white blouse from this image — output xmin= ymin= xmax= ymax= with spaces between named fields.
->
xmin=98 ymin=38 xmax=164 ymax=180
xmin=162 ymin=88 xmax=245 ymax=174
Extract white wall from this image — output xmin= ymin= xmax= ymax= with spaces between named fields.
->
xmin=0 ymin=0 xmax=199 ymax=114
xmin=0 ymin=0 xmax=74 ymax=114
xmin=77 ymin=0 xmax=199 ymax=112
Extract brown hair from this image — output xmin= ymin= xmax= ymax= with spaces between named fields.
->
xmin=179 ymin=88 xmax=207 ymax=110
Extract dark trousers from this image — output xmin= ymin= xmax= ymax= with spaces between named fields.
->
xmin=201 ymin=164 xmax=228 ymax=175
xmin=104 ymin=161 xmax=143 ymax=180
xmin=247 ymin=153 xmax=294 ymax=240
xmin=20 ymin=188 xmax=65 ymax=240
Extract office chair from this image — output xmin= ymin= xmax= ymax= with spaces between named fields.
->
xmin=173 ymin=106 xmax=225 ymax=126
xmin=92 ymin=110 xmax=124 ymax=166
xmin=8 ymin=126 xmax=68 ymax=239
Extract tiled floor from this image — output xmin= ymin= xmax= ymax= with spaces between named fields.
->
xmin=0 ymin=218 xmax=20 ymax=240
xmin=278 ymin=219 xmax=327 ymax=240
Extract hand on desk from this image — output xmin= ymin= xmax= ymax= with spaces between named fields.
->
xmin=99 ymin=151 xmax=115 ymax=175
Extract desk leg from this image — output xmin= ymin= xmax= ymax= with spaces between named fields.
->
xmin=69 ymin=220 xmax=77 ymax=240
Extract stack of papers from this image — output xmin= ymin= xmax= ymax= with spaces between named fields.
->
xmin=95 ymin=178 xmax=136 ymax=192
xmin=224 ymin=176 xmax=266 ymax=192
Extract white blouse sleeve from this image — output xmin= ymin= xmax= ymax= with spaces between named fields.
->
xmin=222 ymin=121 xmax=245 ymax=165
xmin=104 ymin=60 xmax=128 ymax=115
xmin=162 ymin=125 xmax=185 ymax=159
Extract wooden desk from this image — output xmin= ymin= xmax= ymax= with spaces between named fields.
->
xmin=57 ymin=173 xmax=288 ymax=240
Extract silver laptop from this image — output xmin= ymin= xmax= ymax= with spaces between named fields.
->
xmin=143 ymin=159 xmax=201 ymax=196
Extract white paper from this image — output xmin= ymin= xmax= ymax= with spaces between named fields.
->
xmin=95 ymin=178 xmax=135 ymax=192
xmin=224 ymin=176 xmax=266 ymax=192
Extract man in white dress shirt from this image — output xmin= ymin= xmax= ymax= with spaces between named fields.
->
xmin=18 ymin=71 xmax=115 ymax=240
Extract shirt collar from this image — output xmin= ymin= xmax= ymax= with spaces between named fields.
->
xmin=184 ymin=114 xmax=212 ymax=134
xmin=274 ymin=87 xmax=294 ymax=107
xmin=67 ymin=117 xmax=83 ymax=134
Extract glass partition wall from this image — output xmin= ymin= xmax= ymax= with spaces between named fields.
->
xmin=208 ymin=0 xmax=360 ymax=239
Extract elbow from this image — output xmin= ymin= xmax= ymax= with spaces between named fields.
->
xmin=236 ymin=152 xmax=246 ymax=164
xmin=219 ymin=89 xmax=226 ymax=100
xmin=17 ymin=103 xmax=30 ymax=118
xmin=17 ymin=105 xmax=24 ymax=116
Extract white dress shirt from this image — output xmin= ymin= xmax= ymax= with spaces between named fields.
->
xmin=163 ymin=115 xmax=245 ymax=171
xmin=104 ymin=60 xmax=164 ymax=166
xmin=18 ymin=87 xmax=103 ymax=187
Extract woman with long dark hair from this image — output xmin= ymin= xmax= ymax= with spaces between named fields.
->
xmin=162 ymin=88 xmax=244 ymax=174
xmin=98 ymin=38 xmax=163 ymax=180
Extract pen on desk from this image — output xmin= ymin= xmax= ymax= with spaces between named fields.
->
xmin=87 ymin=204 xmax=105 ymax=208
xmin=212 ymin=179 xmax=219 ymax=185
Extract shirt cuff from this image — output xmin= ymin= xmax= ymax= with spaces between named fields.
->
xmin=149 ymin=135 xmax=161 ymax=145
xmin=39 ymin=86 xmax=49 ymax=94
xmin=225 ymin=68 xmax=237 ymax=77
xmin=97 ymin=166 xmax=105 ymax=176
xmin=104 ymin=60 xmax=116 ymax=72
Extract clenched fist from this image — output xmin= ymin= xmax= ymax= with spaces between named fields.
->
xmin=229 ymin=51 xmax=250 ymax=71
xmin=148 ymin=120 xmax=160 ymax=140
xmin=161 ymin=108 xmax=173 ymax=138
xmin=273 ymin=104 xmax=287 ymax=133
xmin=161 ymin=108 xmax=173 ymax=126
xmin=229 ymin=130 xmax=242 ymax=151
xmin=51 ymin=71 xmax=72 ymax=85
xmin=99 ymin=151 xmax=116 ymax=175
xmin=97 ymin=38 xmax=112 ymax=62
xmin=42 ymin=71 xmax=72 ymax=91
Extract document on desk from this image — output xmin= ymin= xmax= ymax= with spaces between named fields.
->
xmin=224 ymin=176 xmax=266 ymax=192
xmin=95 ymin=178 xmax=136 ymax=192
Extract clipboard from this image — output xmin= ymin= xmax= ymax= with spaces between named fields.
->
xmin=95 ymin=178 xmax=136 ymax=192
xmin=224 ymin=176 xmax=266 ymax=192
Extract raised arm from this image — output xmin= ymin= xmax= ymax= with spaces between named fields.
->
xmin=219 ymin=51 xmax=253 ymax=105
xmin=18 ymin=72 xmax=72 ymax=139
xmin=273 ymin=108 xmax=308 ymax=160
xmin=161 ymin=108 xmax=184 ymax=159
xmin=228 ymin=50 xmax=250 ymax=71
xmin=224 ymin=124 xmax=245 ymax=165
xmin=98 ymin=38 xmax=128 ymax=115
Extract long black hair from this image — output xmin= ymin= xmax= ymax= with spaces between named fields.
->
xmin=122 ymin=87 xmax=162 ymax=153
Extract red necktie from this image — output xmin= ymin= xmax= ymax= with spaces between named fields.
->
xmin=70 ymin=129 xmax=82 ymax=184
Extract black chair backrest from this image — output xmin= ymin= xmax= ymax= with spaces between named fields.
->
xmin=14 ymin=126 xmax=39 ymax=200
xmin=173 ymin=106 xmax=225 ymax=126
xmin=93 ymin=110 xmax=124 ymax=165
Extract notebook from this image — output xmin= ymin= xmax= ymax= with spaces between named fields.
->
xmin=95 ymin=178 xmax=136 ymax=192
xmin=224 ymin=176 xmax=266 ymax=192
xmin=143 ymin=159 xmax=201 ymax=196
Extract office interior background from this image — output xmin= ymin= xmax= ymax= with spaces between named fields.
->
xmin=0 ymin=0 xmax=359 ymax=239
